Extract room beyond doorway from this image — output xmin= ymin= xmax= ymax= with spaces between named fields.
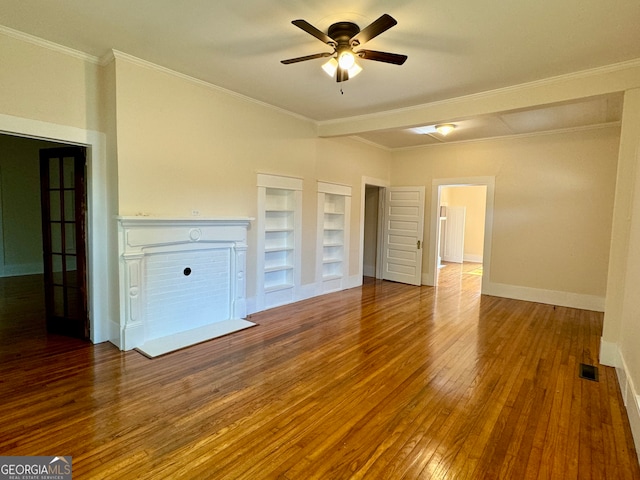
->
xmin=0 ymin=114 xmax=111 ymax=345
xmin=434 ymin=181 xmax=491 ymax=292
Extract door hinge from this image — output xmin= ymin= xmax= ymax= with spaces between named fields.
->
xmin=417 ymin=240 xmax=421 ymax=249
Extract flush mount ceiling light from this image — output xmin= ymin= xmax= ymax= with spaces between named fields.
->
xmin=435 ymin=124 xmax=456 ymax=136
xmin=281 ymin=14 xmax=408 ymax=83
xmin=410 ymin=125 xmax=438 ymax=135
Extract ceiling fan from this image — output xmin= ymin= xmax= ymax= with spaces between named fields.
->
xmin=281 ymin=14 xmax=407 ymax=82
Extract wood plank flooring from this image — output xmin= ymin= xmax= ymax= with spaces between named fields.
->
xmin=1 ymin=267 xmax=639 ymax=479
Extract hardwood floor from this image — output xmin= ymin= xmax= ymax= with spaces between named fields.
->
xmin=1 ymin=270 xmax=639 ymax=479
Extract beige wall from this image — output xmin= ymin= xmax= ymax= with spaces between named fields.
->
xmin=0 ymin=32 xmax=103 ymax=132
xmin=112 ymin=56 xmax=390 ymax=292
xmin=392 ymin=127 xmax=620 ymax=297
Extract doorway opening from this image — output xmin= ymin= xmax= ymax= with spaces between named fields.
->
xmin=0 ymin=114 xmax=109 ymax=345
xmin=437 ymin=185 xmax=487 ymax=292
xmin=0 ymin=134 xmax=89 ymax=341
xmin=363 ymin=184 xmax=385 ymax=280
xmin=427 ymin=177 xmax=495 ymax=293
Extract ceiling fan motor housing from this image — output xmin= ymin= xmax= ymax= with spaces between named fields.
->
xmin=328 ymin=22 xmax=361 ymax=46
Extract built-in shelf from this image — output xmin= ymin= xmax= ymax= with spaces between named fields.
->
xmin=316 ymin=182 xmax=351 ymax=294
xmin=257 ymin=174 xmax=302 ymax=310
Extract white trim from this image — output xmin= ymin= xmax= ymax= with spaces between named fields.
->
xmin=347 ymin=135 xmax=392 ymax=151
xmin=0 ymin=113 xmax=111 ymax=344
xmin=317 ymin=181 xmax=352 ymax=196
xmin=247 ymin=273 xmax=362 ymax=316
xmin=463 ymin=254 xmax=483 ymax=263
xmin=599 ymin=339 xmax=620 ymax=367
xmin=257 ymin=173 xmax=303 ymax=190
xmin=482 ymin=280 xmax=605 ymax=312
xmin=316 ymin=184 xmax=352 ymax=294
xmin=346 ymin=273 xmax=362 ymax=289
xmin=602 ymin=342 xmax=640 ymax=462
xmin=256 ymin=174 xmax=303 ymax=312
xmin=0 ymin=25 xmax=101 ymax=64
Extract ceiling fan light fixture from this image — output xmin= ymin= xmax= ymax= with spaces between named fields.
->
xmin=322 ymin=58 xmax=338 ymax=76
xmin=322 ymin=57 xmax=362 ymax=79
xmin=435 ymin=124 xmax=456 ymax=136
xmin=347 ymin=62 xmax=362 ymax=78
xmin=338 ymin=50 xmax=356 ymax=70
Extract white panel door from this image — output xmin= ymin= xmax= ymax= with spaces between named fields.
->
xmin=382 ymin=186 xmax=425 ymax=286
xmin=443 ymin=206 xmax=466 ymax=263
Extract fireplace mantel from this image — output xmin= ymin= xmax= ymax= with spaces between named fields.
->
xmin=115 ymin=216 xmax=253 ymax=352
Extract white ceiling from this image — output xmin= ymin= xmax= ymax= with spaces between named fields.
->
xmin=1 ymin=0 xmax=638 ymax=148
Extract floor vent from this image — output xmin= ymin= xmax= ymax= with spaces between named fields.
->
xmin=579 ymin=363 xmax=599 ymax=382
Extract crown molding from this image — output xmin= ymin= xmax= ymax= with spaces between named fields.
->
xmin=346 ymin=135 xmax=392 ymax=151
xmin=0 ymin=24 xmax=101 ymax=64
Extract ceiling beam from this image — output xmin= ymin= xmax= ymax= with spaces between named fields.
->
xmin=317 ymin=59 xmax=640 ymax=137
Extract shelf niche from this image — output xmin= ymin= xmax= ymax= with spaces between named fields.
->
xmin=257 ymin=174 xmax=302 ymax=310
xmin=316 ymin=182 xmax=351 ymax=294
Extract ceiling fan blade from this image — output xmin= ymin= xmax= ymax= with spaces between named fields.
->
xmin=350 ymin=14 xmax=397 ymax=46
xmin=357 ymin=49 xmax=408 ymax=65
xmin=292 ymin=19 xmax=336 ymax=45
xmin=281 ymin=52 xmax=333 ymax=64
xmin=336 ymin=66 xmax=349 ymax=83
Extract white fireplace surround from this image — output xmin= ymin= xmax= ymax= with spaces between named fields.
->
xmin=116 ymin=216 xmax=252 ymax=352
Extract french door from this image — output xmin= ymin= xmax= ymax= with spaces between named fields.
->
xmin=39 ymin=147 xmax=89 ymax=339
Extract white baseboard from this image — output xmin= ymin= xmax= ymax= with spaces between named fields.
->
xmin=1 ymin=262 xmax=44 ymax=277
xmin=247 ymin=274 xmax=364 ymax=316
xmin=298 ymin=283 xmax=317 ymax=301
xmin=346 ymin=274 xmax=362 ymax=289
xmin=482 ymin=281 xmax=605 ymax=312
xmin=599 ymin=339 xmax=620 ymax=367
xmin=610 ymin=346 xmax=640 ymax=461
xmin=108 ymin=320 xmax=122 ymax=350
xmin=463 ymin=254 xmax=483 ymax=263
